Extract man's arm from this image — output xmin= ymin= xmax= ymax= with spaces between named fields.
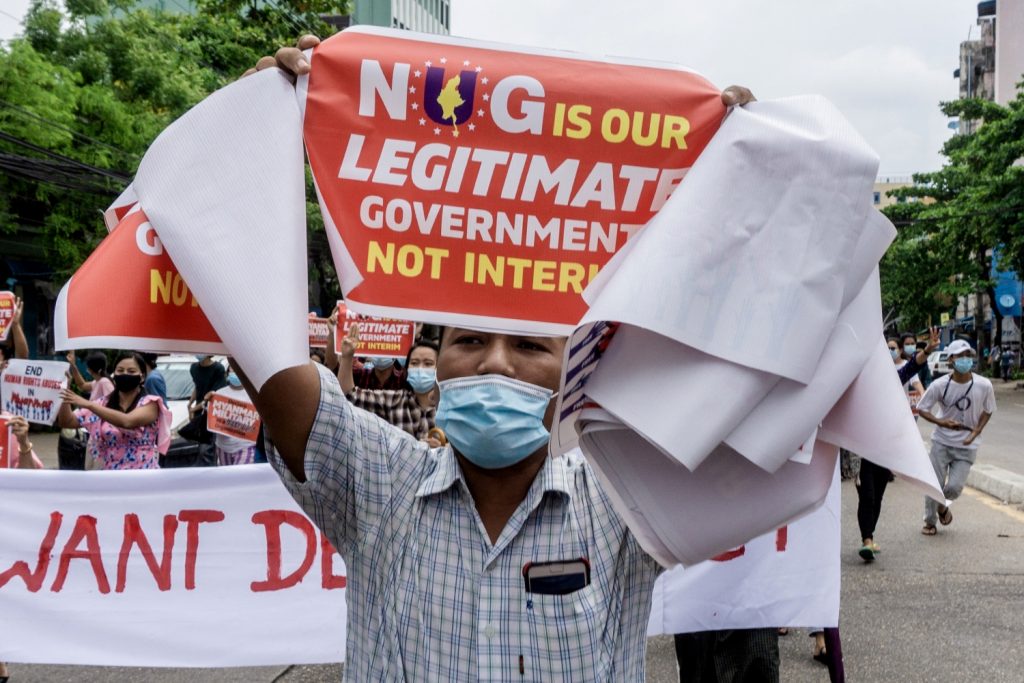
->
xmin=963 ymin=411 xmax=992 ymax=446
xmin=11 ymin=297 xmax=28 ymax=359
xmin=234 ymin=362 xmax=320 ymax=482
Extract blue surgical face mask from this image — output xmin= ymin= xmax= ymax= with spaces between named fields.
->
xmin=227 ymin=373 xmax=242 ymax=388
xmin=953 ymin=357 xmax=974 ymax=374
xmin=904 ymin=345 xmax=917 ymax=356
xmin=407 ymin=367 xmax=437 ymax=393
xmin=890 ymin=348 xmax=900 ymax=360
xmin=373 ymin=357 xmax=395 ymax=370
xmin=435 ymin=375 xmax=554 ymax=469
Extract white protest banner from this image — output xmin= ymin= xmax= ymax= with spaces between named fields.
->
xmin=0 ymin=359 xmax=69 ymax=426
xmin=0 ymin=291 xmax=15 ymax=342
xmin=207 ymin=389 xmax=261 ymax=443
xmin=0 ymin=466 xmax=346 ymax=667
xmin=647 ymin=472 xmax=840 ymax=634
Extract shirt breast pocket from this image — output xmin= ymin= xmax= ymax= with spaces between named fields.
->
xmin=525 ymin=585 xmax=610 ymax=679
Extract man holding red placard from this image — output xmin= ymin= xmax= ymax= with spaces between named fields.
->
xmin=233 ymin=37 xmax=757 ymax=681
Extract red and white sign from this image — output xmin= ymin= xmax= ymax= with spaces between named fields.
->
xmin=334 ymin=301 xmax=415 ymax=359
xmin=0 ymin=466 xmax=346 ymax=667
xmin=302 ymin=27 xmax=725 ymax=333
xmin=0 ymin=415 xmax=15 ymax=468
xmin=0 ymin=359 xmax=70 ymax=426
xmin=308 ymin=315 xmax=330 ymax=349
xmin=207 ymin=390 xmax=261 ymax=443
xmin=0 ymin=291 xmax=15 ymax=343
xmin=54 ymin=207 xmax=227 ymax=355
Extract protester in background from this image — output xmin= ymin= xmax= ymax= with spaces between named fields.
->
xmin=674 ymin=628 xmax=780 ymax=682
xmin=140 ymin=352 xmax=168 ymax=404
xmin=0 ymin=297 xmax=29 ymax=371
xmin=66 ymin=351 xmax=115 ymax=403
xmin=915 ymin=340 xmax=933 ymax=388
xmin=310 ymin=348 xmax=326 ymax=365
xmin=855 ymin=337 xmax=926 ymax=562
xmin=917 ymin=339 xmax=996 ymax=535
xmin=188 ymin=354 xmax=227 ymax=418
xmin=1001 ymin=346 xmax=1016 ymax=382
xmin=207 ymin=370 xmax=258 ymax=465
xmin=56 ymin=352 xmax=172 ymax=469
xmin=5 ymin=414 xmax=44 ymax=469
xmin=337 ymin=323 xmax=438 ymax=442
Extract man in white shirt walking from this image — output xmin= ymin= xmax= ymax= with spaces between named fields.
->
xmin=916 ymin=339 xmax=996 ymax=535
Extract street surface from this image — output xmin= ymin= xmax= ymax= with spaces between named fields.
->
xmin=6 ymin=384 xmax=1023 ymax=681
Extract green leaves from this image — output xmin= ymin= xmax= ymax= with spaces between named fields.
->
xmin=880 ymin=87 xmax=1024 ymax=334
xmin=1 ymin=0 xmax=346 ymax=279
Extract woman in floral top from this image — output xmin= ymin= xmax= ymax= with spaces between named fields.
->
xmin=57 ymin=352 xmax=171 ymax=470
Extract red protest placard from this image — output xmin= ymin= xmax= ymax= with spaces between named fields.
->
xmin=302 ymin=27 xmax=725 ymax=334
xmin=308 ymin=315 xmax=330 ymax=349
xmin=0 ymin=415 xmax=10 ymax=468
xmin=334 ymin=302 xmax=415 ymax=359
xmin=207 ymin=391 xmax=262 ymax=442
xmin=0 ymin=291 xmax=15 ymax=343
xmin=55 ymin=209 xmax=227 ymax=354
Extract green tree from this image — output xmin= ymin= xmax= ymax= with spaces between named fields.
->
xmin=0 ymin=0 xmax=344 ymax=308
xmin=880 ymin=84 xmax=1024 ymax=347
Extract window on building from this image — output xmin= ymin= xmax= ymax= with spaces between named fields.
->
xmin=873 ymin=191 xmax=880 ymax=205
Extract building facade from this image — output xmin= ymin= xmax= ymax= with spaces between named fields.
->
xmin=353 ymin=0 xmax=450 ymax=34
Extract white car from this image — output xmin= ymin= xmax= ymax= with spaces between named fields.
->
xmin=928 ymin=351 xmax=951 ymax=377
xmin=155 ymin=355 xmax=230 ymax=466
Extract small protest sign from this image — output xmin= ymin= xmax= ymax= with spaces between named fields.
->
xmin=207 ymin=390 xmax=261 ymax=442
xmin=0 ymin=291 xmax=15 ymax=343
xmin=308 ymin=315 xmax=330 ymax=349
xmin=0 ymin=359 xmax=70 ymax=425
xmin=334 ymin=302 xmax=415 ymax=359
xmin=0 ymin=415 xmax=11 ymax=468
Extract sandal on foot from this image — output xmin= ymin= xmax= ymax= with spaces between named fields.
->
xmin=938 ymin=505 xmax=953 ymax=526
xmin=870 ymin=541 xmax=882 ymax=553
xmin=858 ymin=544 xmax=875 ymax=562
xmin=813 ymin=648 xmax=829 ymax=665
xmin=922 ymin=524 xmax=937 ymax=536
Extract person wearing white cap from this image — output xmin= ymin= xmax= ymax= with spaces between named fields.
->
xmin=915 ymin=339 xmax=996 ymax=535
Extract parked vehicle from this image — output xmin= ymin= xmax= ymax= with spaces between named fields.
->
xmin=156 ymin=355 xmax=228 ymax=467
xmin=928 ymin=350 xmax=951 ymax=377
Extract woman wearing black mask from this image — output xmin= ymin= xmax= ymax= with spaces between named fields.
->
xmin=57 ymin=352 xmax=171 ymax=469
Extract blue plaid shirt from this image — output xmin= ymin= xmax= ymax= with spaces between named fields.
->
xmin=266 ymin=364 xmax=661 ymax=681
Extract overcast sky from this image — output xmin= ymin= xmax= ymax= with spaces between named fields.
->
xmin=2 ymin=0 xmax=980 ymax=175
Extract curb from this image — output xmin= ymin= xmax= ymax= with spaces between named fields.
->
xmin=967 ymin=463 xmax=1024 ymax=505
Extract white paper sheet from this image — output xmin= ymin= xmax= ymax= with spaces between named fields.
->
xmin=132 ymin=69 xmax=309 ymax=390
xmin=555 ymin=95 xmax=943 ymax=566
xmin=819 ymin=338 xmax=943 ymax=499
xmin=580 ymin=96 xmax=879 ymax=385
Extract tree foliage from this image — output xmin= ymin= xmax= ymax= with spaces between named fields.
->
xmin=880 ymin=84 xmax=1024 ymax=341
xmin=0 ymin=0 xmax=344 ymax=300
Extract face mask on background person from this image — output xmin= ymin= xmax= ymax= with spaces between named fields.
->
xmin=227 ymin=373 xmax=242 ymax=388
xmin=372 ymin=357 xmax=395 ymax=370
xmin=435 ymin=375 xmax=554 ymax=469
xmin=890 ymin=347 xmax=900 ymax=360
xmin=406 ymin=367 xmax=437 ymax=393
xmin=113 ymin=374 xmax=143 ymax=393
xmin=953 ymin=357 xmax=974 ymax=374
xmin=904 ymin=345 xmax=916 ymax=357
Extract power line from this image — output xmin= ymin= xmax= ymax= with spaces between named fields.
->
xmin=0 ymin=99 xmax=139 ymax=161
xmin=0 ymin=131 xmax=131 ymax=183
